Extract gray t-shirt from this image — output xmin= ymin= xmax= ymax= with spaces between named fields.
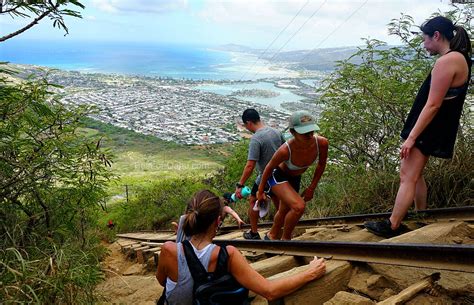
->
xmin=248 ymin=126 xmax=285 ymax=174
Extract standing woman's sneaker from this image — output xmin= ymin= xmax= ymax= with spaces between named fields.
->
xmin=364 ymin=219 xmax=407 ymax=238
xmin=243 ymin=230 xmax=261 ymax=240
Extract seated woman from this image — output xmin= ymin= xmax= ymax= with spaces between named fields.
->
xmin=257 ymin=111 xmax=328 ymax=240
xmin=156 ymin=190 xmax=326 ymax=304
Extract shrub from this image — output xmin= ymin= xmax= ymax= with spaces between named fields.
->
xmin=0 ymin=68 xmax=112 ymax=303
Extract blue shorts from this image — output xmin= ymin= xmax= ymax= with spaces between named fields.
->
xmin=266 ymin=167 xmax=302 ymax=193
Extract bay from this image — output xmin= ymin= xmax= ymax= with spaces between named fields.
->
xmin=1 ymin=39 xmax=298 ymax=81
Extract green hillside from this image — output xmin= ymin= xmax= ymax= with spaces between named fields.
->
xmin=79 ymin=118 xmax=230 ymax=199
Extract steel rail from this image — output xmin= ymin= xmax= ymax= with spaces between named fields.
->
xmin=116 ymin=233 xmax=474 ymax=273
xmin=219 ymin=206 xmax=474 ymax=232
xmin=212 ymin=239 xmax=474 ymax=273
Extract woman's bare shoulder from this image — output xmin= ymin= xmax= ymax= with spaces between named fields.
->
xmin=317 ymin=135 xmax=329 ymax=146
xmin=436 ymin=51 xmax=465 ymax=66
xmin=225 ymin=244 xmax=239 ymax=255
xmin=161 ymin=241 xmax=177 ymax=255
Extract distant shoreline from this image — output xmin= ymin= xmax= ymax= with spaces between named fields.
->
xmin=1 ymin=40 xmax=348 ymax=81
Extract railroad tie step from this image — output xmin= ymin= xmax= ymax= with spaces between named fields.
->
xmin=133 ymin=246 xmax=151 ymax=263
xmin=121 ymin=242 xmax=140 ymax=253
xmin=215 ymin=231 xmax=246 ymax=240
xmin=252 ymin=260 xmax=352 ymax=305
xmin=251 ymin=255 xmax=300 ymax=278
xmin=136 ymin=246 xmax=162 ymax=263
xmin=117 ymin=238 xmax=139 ymax=247
xmin=153 ymin=251 xmax=161 ymax=267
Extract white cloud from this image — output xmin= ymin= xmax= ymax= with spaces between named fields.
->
xmin=196 ymin=0 xmax=455 ymax=49
xmin=91 ymin=0 xmax=188 ymax=14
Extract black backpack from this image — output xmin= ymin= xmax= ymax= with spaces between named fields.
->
xmin=182 ymin=240 xmax=250 ymax=305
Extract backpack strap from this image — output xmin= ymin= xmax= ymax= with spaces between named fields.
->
xmin=182 ymin=240 xmax=230 ymax=281
xmin=213 ymin=244 xmax=229 ymax=278
xmin=182 ymin=240 xmax=209 ymax=284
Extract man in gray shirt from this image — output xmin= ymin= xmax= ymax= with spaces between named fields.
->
xmin=235 ymin=109 xmax=285 ymax=239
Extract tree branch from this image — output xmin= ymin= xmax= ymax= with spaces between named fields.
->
xmin=33 ymin=188 xmax=51 ymax=236
xmin=0 ymin=2 xmax=59 ymax=42
xmin=0 ymin=3 xmax=22 ymax=14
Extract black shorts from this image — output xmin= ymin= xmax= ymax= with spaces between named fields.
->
xmin=267 ymin=167 xmax=302 ymax=193
xmin=251 ymin=180 xmax=273 ymax=196
xmin=414 ymin=138 xmax=453 ymax=159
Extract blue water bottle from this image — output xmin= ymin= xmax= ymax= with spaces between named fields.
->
xmin=231 ymin=186 xmax=251 ymax=202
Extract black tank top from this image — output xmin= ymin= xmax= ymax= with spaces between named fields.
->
xmin=400 ymin=51 xmax=472 ymax=158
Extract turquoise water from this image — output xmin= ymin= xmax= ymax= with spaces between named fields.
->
xmin=1 ymin=39 xmax=296 ymax=81
xmin=2 ymin=39 xmax=316 ymax=108
xmin=1 ymin=39 xmax=233 ymax=80
xmin=194 ymin=82 xmax=305 ymax=109
xmin=300 ymin=78 xmax=320 ymax=87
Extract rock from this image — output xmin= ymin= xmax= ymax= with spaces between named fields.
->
xmin=347 ymin=268 xmax=398 ymax=301
xmin=405 ymin=293 xmax=453 ymax=305
xmin=296 ymin=226 xmax=383 ymax=242
xmin=369 ymin=265 xmax=474 ymax=295
xmin=379 ymin=289 xmax=396 ymax=300
xmin=323 ymin=291 xmax=375 ymax=305
xmin=385 ymin=222 xmax=473 ymax=245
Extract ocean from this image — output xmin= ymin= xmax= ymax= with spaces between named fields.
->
xmin=0 ymin=39 xmax=295 ymax=81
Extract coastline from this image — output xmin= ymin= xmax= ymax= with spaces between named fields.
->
xmin=7 ymin=62 xmax=325 ymax=145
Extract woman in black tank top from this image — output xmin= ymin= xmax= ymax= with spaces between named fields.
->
xmin=365 ymin=16 xmax=472 ymax=238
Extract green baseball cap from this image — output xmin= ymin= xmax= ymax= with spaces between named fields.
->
xmin=288 ymin=110 xmax=320 ymax=134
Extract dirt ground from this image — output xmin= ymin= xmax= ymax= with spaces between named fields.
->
xmin=96 ymin=242 xmax=163 ymax=305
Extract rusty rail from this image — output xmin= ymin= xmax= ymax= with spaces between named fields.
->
xmin=219 ymin=206 xmax=474 ymax=232
xmin=116 ymin=236 xmax=474 ymax=273
xmin=116 ymin=206 xmax=474 ymax=273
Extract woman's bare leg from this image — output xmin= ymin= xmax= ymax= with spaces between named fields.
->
xmin=414 ymin=175 xmax=428 ymax=211
xmin=390 ymin=147 xmax=429 ymax=229
xmin=270 ymin=183 xmax=305 ymax=240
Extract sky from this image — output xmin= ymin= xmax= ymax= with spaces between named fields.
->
xmin=0 ymin=0 xmax=459 ymax=50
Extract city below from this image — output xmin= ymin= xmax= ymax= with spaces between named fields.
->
xmin=11 ymin=64 xmax=325 ymax=145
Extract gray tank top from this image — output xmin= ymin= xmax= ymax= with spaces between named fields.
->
xmin=165 ymin=242 xmax=217 ymax=305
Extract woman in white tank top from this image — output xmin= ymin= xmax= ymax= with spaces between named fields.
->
xmin=156 ymin=190 xmax=327 ymax=305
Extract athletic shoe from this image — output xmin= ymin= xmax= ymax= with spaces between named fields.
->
xmin=243 ymin=230 xmax=261 ymax=240
xmin=364 ymin=219 xmax=406 ymax=238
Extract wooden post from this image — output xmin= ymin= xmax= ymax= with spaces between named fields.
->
xmin=125 ymin=185 xmax=129 ymax=204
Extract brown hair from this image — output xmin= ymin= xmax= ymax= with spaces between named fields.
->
xmin=183 ymin=190 xmax=223 ymax=236
xmin=451 ymin=25 xmax=471 ymax=56
xmin=421 ymin=16 xmax=472 ymax=56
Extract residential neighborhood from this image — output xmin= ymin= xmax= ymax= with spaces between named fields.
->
xmin=34 ymin=67 xmax=291 ymax=144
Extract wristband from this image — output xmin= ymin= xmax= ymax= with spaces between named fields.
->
xmin=235 ymin=182 xmax=244 ymax=188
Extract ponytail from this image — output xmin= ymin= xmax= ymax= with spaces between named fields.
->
xmin=451 ymin=25 xmax=472 ymax=56
xmin=183 ymin=190 xmax=222 ymax=236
